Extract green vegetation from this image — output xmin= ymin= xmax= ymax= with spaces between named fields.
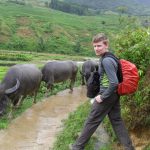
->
xmin=0 ymin=49 xmax=86 ymax=129
xmin=0 ymin=1 xmax=123 ymax=56
xmin=0 ymin=51 xmax=32 ymax=61
xmin=53 ymin=101 xmax=96 ymax=150
xmin=52 ymin=27 xmax=150 ymax=150
xmin=0 ymin=66 xmax=9 ymax=79
xmin=1 ymin=1 xmax=147 ymax=57
xmin=144 ymin=145 xmax=150 ymax=150
xmin=0 ymin=50 xmax=92 ymax=73
xmin=50 ymin=0 xmax=90 ymax=16
xmin=100 ymin=28 xmax=150 ymax=149
xmin=0 ymin=1 xmax=149 ymax=149
xmin=0 ymin=82 xmax=67 ymax=129
xmin=64 ymin=0 xmax=150 ymax=16
xmin=114 ymin=28 xmax=150 ymax=129
xmin=3 ymin=0 xmax=150 ymax=16
xmin=0 ymin=63 xmax=82 ymax=129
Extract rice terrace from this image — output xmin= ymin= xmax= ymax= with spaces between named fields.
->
xmin=0 ymin=0 xmax=150 ymax=150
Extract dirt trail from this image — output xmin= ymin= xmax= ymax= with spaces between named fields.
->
xmin=131 ymin=128 xmax=150 ymax=150
xmin=2 ymin=85 xmax=147 ymax=150
xmin=0 ymin=86 xmax=87 ymax=150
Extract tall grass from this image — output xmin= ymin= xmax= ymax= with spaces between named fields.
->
xmin=52 ymin=101 xmax=96 ymax=150
xmin=0 ymin=69 xmax=82 ymax=129
xmin=0 ymin=2 xmax=121 ymax=56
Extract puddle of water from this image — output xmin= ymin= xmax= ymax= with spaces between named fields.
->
xmin=0 ymin=86 xmax=88 ymax=150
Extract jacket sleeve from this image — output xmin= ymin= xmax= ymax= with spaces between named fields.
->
xmin=100 ymin=57 xmax=119 ymax=101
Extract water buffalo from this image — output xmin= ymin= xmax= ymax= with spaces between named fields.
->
xmin=41 ymin=60 xmax=78 ymax=93
xmin=80 ymin=60 xmax=98 ymax=85
xmin=86 ymin=70 xmax=100 ymax=98
xmin=0 ymin=64 xmax=42 ymax=115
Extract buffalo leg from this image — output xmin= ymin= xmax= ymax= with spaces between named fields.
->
xmin=82 ymin=75 xmax=85 ymax=85
xmin=16 ymin=95 xmax=26 ymax=107
xmin=7 ymin=101 xmax=13 ymax=119
xmin=69 ymin=79 xmax=75 ymax=93
xmin=12 ymin=95 xmax=20 ymax=106
xmin=33 ymin=91 xmax=38 ymax=103
xmin=45 ymin=84 xmax=53 ymax=97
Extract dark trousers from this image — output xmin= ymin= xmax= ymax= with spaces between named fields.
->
xmin=72 ymin=93 xmax=134 ymax=150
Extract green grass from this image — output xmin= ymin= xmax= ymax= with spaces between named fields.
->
xmin=0 ymin=73 xmax=82 ymax=129
xmin=52 ymin=101 xmax=96 ymax=150
xmin=0 ymin=2 xmax=122 ymax=56
xmin=144 ymin=145 xmax=150 ymax=150
xmin=0 ymin=50 xmax=85 ymax=129
xmin=99 ymin=144 xmax=113 ymax=150
xmin=0 ymin=66 xmax=9 ymax=80
xmin=0 ymin=50 xmax=95 ymax=75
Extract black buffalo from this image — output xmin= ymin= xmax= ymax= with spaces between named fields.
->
xmin=86 ymin=70 xmax=100 ymax=98
xmin=0 ymin=64 xmax=42 ymax=115
xmin=80 ymin=60 xmax=98 ymax=85
xmin=41 ymin=60 xmax=78 ymax=93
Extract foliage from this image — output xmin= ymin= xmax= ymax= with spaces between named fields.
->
xmin=53 ymin=101 xmax=96 ymax=150
xmin=50 ymin=0 xmax=89 ymax=16
xmin=114 ymin=28 xmax=150 ymax=128
xmin=7 ymin=0 xmax=26 ymax=5
xmin=115 ymin=28 xmax=150 ymax=76
xmin=0 ymin=52 xmax=33 ymax=61
xmin=0 ymin=2 xmax=121 ymax=56
xmin=144 ymin=145 xmax=150 ymax=150
xmin=121 ymin=75 xmax=150 ymax=129
xmin=0 ymin=69 xmax=82 ymax=129
xmin=0 ymin=66 xmax=9 ymax=79
xmin=0 ymin=50 xmax=91 ymax=72
xmin=64 ymin=0 xmax=150 ymax=16
xmin=116 ymin=6 xmax=128 ymax=14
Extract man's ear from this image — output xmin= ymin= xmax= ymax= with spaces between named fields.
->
xmin=103 ymin=40 xmax=109 ymax=47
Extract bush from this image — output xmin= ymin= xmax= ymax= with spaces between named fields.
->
xmin=0 ymin=52 xmax=32 ymax=61
xmin=114 ymin=28 xmax=150 ymax=128
xmin=115 ymin=28 xmax=150 ymax=76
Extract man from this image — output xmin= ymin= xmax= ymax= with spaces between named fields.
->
xmin=71 ymin=33 xmax=134 ymax=150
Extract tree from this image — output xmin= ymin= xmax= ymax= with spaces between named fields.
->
xmin=50 ymin=0 xmax=58 ymax=9
xmin=116 ymin=6 xmax=128 ymax=25
xmin=117 ymin=6 xmax=128 ymax=14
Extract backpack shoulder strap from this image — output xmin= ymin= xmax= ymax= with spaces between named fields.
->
xmin=101 ymin=52 xmax=123 ymax=83
xmin=102 ymin=52 xmax=119 ymax=62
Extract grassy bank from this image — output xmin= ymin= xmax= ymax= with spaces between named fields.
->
xmin=0 ymin=1 xmax=121 ymax=56
xmin=0 ymin=51 xmax=85 ymax=129
xmin=52 ymin=101 xmax=96 ymax=150
xmin=0 ymin=70 xmax=82 ymax=129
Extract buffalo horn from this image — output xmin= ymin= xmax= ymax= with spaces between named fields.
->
xmin=5 ymin=79 xmax=20 ymax=94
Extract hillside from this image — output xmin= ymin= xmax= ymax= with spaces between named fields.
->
xmin=0 ymin=1 xmax=122 ymax=56
xmin=1 ymin=0 xmax=150 ymax=16
xmin=64 ymin=0 xmax=150 ymax=15
xmin=135 ymin=0 xmax=150 ymax=5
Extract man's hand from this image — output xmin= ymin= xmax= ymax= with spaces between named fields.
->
xmin=95 ymin=94 xmax=103 ymax=103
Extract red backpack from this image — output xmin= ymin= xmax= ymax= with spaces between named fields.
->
xmin=102 ymin=52 xmax=139 ymax=95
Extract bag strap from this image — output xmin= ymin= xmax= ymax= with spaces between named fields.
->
xmin=101 ymin=52 xmax=123 ymax=83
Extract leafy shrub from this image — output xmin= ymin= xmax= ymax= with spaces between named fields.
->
xmin=114 ymin=28 xmax=150 ymax=128
xmin=115 ymin=28 xmax=150 ymax=76
xmin=0 ymin=52 xmax=33 ymax=61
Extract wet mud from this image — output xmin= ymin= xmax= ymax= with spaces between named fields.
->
xmin=0 ymin=86 xmax=87 ymax=150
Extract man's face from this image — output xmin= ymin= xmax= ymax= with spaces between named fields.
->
xmin=93 ymin=41 xmax=108 ymax=56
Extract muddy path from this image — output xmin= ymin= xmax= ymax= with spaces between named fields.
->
xmin=1 ymin=85 xmax=147 ymax=150
xmin=0 ymin=86 xmax=88 ymax=150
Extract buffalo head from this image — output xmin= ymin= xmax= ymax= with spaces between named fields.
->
xmin=0 ymin=79 xmax=20 ymax=116
xmin=86 ymin=71 xmax=100 ymax=98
